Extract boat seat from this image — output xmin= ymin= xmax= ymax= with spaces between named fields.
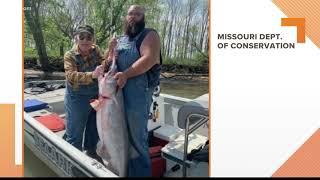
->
xmin=27 ymin=108 xmax=65 ymax=133
xmin=34 ymin=113 xmax=65 ymax=132
xmin=148 ymin=121 xmax=162 ymax=132
xmin=161 ymin=94 xmax=209 ymax=177
xmin=27 ymin=109 xmax=52 ymax=118
xmin=161 ymin=132 xmax=208 ymax=163
xmin=177 ymin=94 xmax=208 ymax=129
xmin=153 ymin=125 xmax=183 ymax=142
xmin=24 ymin=99 xmax=49 ymax=112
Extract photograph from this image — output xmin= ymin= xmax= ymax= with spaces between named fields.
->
xmin=1 ymin=0 xmax=318 ymax=178
xmin=23 ymin=0 xmax=209 ymax=177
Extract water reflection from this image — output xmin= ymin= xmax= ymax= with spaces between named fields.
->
xmin=160 ymin=81 xmax=209 ymax=99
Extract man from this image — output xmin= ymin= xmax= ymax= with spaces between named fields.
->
xmin=63 ymin=25 xmax=105 ymax=163
xmin=107 ymin=5 xmax=161 ymax=177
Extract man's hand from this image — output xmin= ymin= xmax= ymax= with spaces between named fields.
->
xmin=114 ymin=72 xmax=127 ymax=88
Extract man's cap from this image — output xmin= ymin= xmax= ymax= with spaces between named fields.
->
xmin=74 ymin=25 xmax=94 ymax=36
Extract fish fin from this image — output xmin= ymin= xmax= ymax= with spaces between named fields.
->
xmin=112 ymin=94 xmax=119 ymax=107
xmin=116 ymin=85 xmax=119 ymax=94
xmin=90 ymin=99 xmax=102 ymax=111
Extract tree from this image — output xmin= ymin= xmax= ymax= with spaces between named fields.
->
xmin=86 ymin=0 xmax=128 ymax=48
xmin=182 ymin=0 xmax=198 ymax=59
xmin=23 ymin=0 xmax=209 ymax=68
xmin=44 ymin=0 xmax=86 ymax=57
xmin=199 ymin=2 xmax=208 ymax=52
xmin=160 ymin=6 xmax=170 ymax=57
xmin=24 ymin=0 xmax=49 ymax=71
xmin=165 ymin=0 xmax=180 ymax=58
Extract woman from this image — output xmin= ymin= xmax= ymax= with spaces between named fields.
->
xmin=63 ymin=25 xmax=107 ymax=162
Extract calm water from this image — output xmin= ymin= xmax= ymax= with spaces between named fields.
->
xmin=24 ymin=146 xmax=57 ymax=177
xmin=160 ymin=81 xmax=209 ymax=99
xmin=24 ymin=80 xmax=209 ymax=177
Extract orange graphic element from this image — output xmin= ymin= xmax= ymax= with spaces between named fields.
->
xmin=273 ymin=129 xmax=320 ymax=177
xmin=0 ymin=104 xmax=23 ymax=177
xmin=281 ymin=18 xmax=305 ymax=43
xmin=22 ymin=0 xmax=25 ymax=175
xmin=273 ymin=0 xmax=320 ymax=48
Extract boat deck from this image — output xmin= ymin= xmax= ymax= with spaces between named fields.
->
xmin=25 ymin=88 xmax=66 ymax=139
xmin=24 ymin=85 xmax=209 ymax=177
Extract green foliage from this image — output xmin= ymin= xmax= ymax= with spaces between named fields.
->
xmin=24 ymin=47 xmax=38 ymax=58
xmin=24 ymin=0 xmax=209 ymax=68
xmin=193 ymin=52 xmax=209 ymax=65
xmin=163 ymin=57 xmax=203 ymax=66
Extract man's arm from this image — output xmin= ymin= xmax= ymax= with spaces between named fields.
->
xmin=124 ymin=31 xmax=161 ymax=78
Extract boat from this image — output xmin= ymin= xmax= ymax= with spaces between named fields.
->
xmin=24 ymin=80 xmax=209 ymax=177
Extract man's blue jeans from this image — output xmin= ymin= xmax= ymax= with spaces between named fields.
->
xmin=123 ymin=76 xmax=154 ymax=177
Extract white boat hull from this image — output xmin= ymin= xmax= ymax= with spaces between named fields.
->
xmin=24 ymin=80 xmax=209 ymax=177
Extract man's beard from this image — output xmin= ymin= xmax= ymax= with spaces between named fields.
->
xmin=124 ymin=18 xmax=145 ymax=38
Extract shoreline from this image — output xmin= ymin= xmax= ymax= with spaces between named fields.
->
xmin=24 ymin=69 xmax=209 ymax=83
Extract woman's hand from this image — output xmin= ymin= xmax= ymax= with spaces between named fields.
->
xmin=92 ymin=65 xmax=104 ymax=79
xmin=108 ymin=37 xmax=117 ymax=51
xmin=106 ymin=38 xmax=119 ymax=64
xmin=107 ymin=38 xmax=117 ymax=58
xmin=113 ymin=51 xmax=119 ymax=60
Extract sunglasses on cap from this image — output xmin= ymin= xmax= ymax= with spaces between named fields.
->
xmin=127 ymin=11 xmax=143 ymax=17
xmin=78 ymin=33 xmax=93 ymax=41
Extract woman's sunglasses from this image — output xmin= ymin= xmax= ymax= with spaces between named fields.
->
xmin=78 ymin=33 xmax=93 ymax=41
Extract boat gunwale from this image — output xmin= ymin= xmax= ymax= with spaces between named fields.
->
xmin=24 ymin=112 xmax=117 ymax=177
